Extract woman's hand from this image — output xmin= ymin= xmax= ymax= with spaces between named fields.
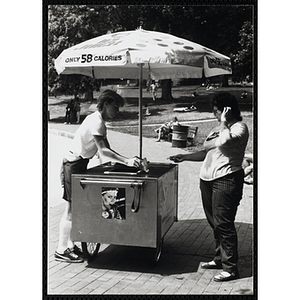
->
xmin=168 ymin=154 xmax=185 ymax=163
xmin=221 ymin=107 xmax=231 ymax=122
xmin=169 ymin=150 xmax=207 ymax=162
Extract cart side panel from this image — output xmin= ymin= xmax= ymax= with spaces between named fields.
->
xmin=158 ymin=165 xmax=178 ymax=238
xmin=71 ymin=176 xmax=158 ymax=248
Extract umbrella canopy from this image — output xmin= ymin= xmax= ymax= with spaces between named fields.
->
xmin=55 ymin=28 xmax=232 ymax=157
xmin=55 ymin=28 xmax=231 ymax=80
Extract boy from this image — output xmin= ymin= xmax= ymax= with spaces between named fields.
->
xmin=55 ymin=90 xmax=142 ymax=263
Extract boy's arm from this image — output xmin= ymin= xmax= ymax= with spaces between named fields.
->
xmin=93 ymin=135 xmax=139 ymax=167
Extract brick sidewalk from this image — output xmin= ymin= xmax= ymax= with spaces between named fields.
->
xmin=47 ymin=124 xmax=254 ymax=295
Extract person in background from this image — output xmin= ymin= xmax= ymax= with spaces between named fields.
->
xmin=169 ymin=92 xmax=249 ymax=282
xmin=150 ymin=81 xmax=158 ymax=101
xmin=55 ymin=90 xmax=142 ymax=263
xmin=74 ymin=97 xmax=81 ymax=123
xmin=241 ymin=91 xmax=248 ymax=99
xmin=64 ymin=99 xmax=74 ymax=124
xmin=155 ymin=116 xmax=179 ymax=142
xmin=144 ymin=104 xmax=151 ymax=116
xmin=242 ymin=153 xmax=253 ymax=184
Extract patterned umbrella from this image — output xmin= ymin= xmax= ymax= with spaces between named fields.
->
xmin=55 ymin=28 xmax=232 ymax=156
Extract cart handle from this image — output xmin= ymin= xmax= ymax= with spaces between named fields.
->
xmin=79 ymin=178 xmax=144 ymax=188
xmin=131 ymin=182 xmax=143 ymax=213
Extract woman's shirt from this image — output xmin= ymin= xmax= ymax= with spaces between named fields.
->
xmin=200 ymin=121 xmax=249 ymax=181
xmin=65 ymin=111 xmax=107 ymax=162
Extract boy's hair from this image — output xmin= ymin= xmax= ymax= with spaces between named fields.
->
xmin=211 ymin=92 xmax=242 ymax=121
xmin=97 ymin=90 xmax=125 ymax=111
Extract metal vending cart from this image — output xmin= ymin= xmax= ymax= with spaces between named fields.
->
xmin=71 ymin=162 xmax=178 ymax=262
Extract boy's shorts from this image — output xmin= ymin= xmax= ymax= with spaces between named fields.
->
xmin=60 ymin=158 xmax=89 ymax=202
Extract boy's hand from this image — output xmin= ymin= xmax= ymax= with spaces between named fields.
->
xmin=127 ymin=157 xmax=142 ymax=168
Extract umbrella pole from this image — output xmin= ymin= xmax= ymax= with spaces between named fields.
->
xmin=138 ymin=63 xmax=144 ymax=158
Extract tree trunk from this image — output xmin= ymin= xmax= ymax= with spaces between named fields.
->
xmin=160 ymin=79 xmax=173 ymax=101
xmin=84 ymin=89 xmax=93 ymax=101
xmin=222 ymin=75 xmax=229 ymax=87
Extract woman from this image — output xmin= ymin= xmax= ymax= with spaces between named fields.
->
xmin=169 ymin=92 xmax=249 ymax=282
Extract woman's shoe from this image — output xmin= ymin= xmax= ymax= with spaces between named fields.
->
xmin=213 ymin=271 xmax=239 ymax=282
xmin=201 ymin=261 xmax=222 ymax=269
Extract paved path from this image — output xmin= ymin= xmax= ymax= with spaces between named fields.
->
xmin=47 ymin=123 xmax=254 ymax=295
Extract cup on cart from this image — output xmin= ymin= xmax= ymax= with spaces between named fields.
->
xmin=140 ymin=157 xmax=149 ymax=173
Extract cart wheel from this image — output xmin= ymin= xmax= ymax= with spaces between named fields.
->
xmin=81 ymin=242 xmax=100 ymax=261
xmin=153 ymin=239 xmax=163 ymax=262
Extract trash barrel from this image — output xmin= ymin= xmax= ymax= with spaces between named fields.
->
xmin=172 ymin=125 xmax=189 ymax=148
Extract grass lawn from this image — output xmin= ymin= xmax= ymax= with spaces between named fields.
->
xmin=48 ymin=84 xmax=254 ymax=154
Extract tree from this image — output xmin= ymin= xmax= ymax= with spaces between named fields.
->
xmin=231 ymin=21 xmax=254 ymax=81
xmin=48 ymin=5 xmax=255 ymax=98
xmin=48 ymin=5 xmax=115 ymax=100
xmin=160 ymin=80 xmax=173 ymax=101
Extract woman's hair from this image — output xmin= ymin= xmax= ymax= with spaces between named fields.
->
xmin=211 ymin=92 xmax=242 ymax=121
xmin=97 ymin=89 xmax=125 ymax=111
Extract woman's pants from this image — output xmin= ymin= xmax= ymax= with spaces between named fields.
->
xmin=200 ymin=169 xmax=244 ymax=273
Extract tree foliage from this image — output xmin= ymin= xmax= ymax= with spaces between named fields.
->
xmin=231 ymin=21 xmax=254 ymax=81
xmin=48 ymin=5 xmax=255 ymax=98
xmin=48 ymin=5 xmax=117 ymax=98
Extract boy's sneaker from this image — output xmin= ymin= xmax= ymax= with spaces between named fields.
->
xmin=54 ymin=248 xmax=84 ymax=263
xmin=73 ymin=245 xmax=85 ymax=259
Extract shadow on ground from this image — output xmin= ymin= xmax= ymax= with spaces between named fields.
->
xmin=120 ymin=90 xmax=253 ymax=113
xmin=48 ymin=87 xmax=253 ymax=125
xmin=85 ymin=219 xmax=253 ymax=280
xmin=49 ymin=107 xmax=169 ymax=124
